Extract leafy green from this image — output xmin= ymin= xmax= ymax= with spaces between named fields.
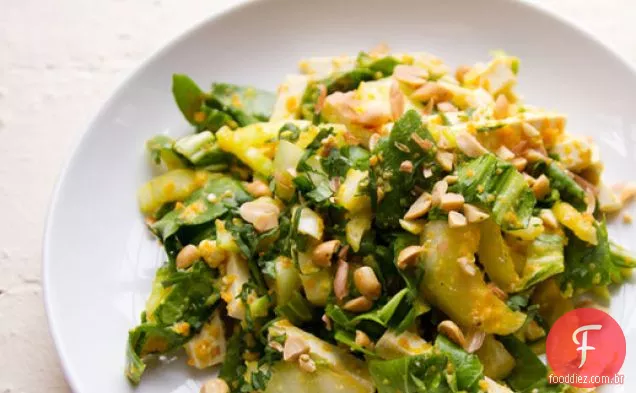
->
xmin=146 ymin=135 xmax=186 ymax=168
xmin=321 ymin=145 xmax=371 ymax=179
xmin=350 ymin=288 xmax=411 ymax=327
xmin=219 ymin=327 xmax=246 ymax=385
xmin=530 ymin=161 xmax=586 ymax=211
xmin=333 ymin=329 xmax=378 ymax=357
xmin=173 ymin=131 xmax=230 ymax=168
xmin=345 ymin=145 xmax=372 ymax=170
xmin=500 ymin=335 xmax=564 ymax=393
xmin=206 ymin=83 xmax=276 ymax=125
xmin=373 ymin=110 xmax=438 ymax=228
xmin=277 ymin=122 xmax=302 ymax=142
xmin=506 ymin=293 xmax=530 ymax=312
xmin=454 ymin=154 xmax=536 ymax=230
xmin=356 ymin=52 xmax=401 ymax=75
xmin=172 ymin=75 xmax=275 ymax=132
xmin=515 ymin=233 xmax=565 ymax=291
xmin=150 ymin=261 xmax=218 ymax=326
xmin=151 ymin=176 xmax=251 ymax=240
xmin=322 ymin=148 xmax=352 ymax=178
xmin=392 ymin=233 xmax=423 ymax=294
xmin=197 ymin=106 xmax=237 ymax=132
xmin=172 ymin=74 xmax=204 ymax=125
xmin=325 ymin=288 xmax=414 ymax=339
xmin=126 ymin=323 xmax=190 ymax=383
xmin=610 ymin=241 xmax=636 ymax=268
xmin=299 ymin=63 xmax=384 ymax=122
xmin=561 ymin=219 xmax=614 ymax=294
xmin=275 ymin=292 xmax=314 ymax=326
xmin=299 ymin=83 xmax=323 ymax=122
xmin=368 ymin=352 xmax=454 ymax=393
xmin=125 ymin=329 xmax=148 ymax=384
xmin=435 ymin=335 xmax=484 ymax=392
xmin=125 ymin=261 xmax=219 ymax=383
xmin=324 ymin=68 xmax=377 ymax=94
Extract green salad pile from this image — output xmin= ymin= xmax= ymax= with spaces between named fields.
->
xmin=126 ymin=48 xmax=636 ymax=393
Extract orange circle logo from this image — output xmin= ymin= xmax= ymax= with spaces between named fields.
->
xmin=546 ymin=308 xmax=626 ymax=388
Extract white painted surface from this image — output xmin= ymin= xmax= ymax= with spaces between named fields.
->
xmin=1 ymin=0 xmax=636 ymax=392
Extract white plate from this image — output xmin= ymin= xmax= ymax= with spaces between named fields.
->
xmin=43 ymin=0 xmax=636 ymax=392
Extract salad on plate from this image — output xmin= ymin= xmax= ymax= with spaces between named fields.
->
xmin=126 ymin=45 xmax=636 ymax=393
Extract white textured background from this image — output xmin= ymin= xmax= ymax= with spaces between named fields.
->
xmin=0 ymin=1 xmax=635 ymax=392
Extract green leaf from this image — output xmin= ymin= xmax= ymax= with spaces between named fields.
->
xmin=172 ymin=74 xmax=204 ymax=125
xmin=325 ymin=288 xmax=414 ymax=339
xmin=151 ymin=261 xmax=218 ymax=326
xmin=219 ymin=327 xmax=247 ymax=385
xmin=392 ymin=233 xmax=423 ymax=294
xmin=356 ymin=52 xmax=401 ymax=75
xmin=125 ymin=322 xmax=190 ymax=383
xmin=207 ymin=83 xmax=276 ymax=125
xmin=305 ymin=182 xmax=333 ymax=204
xmin=351 ymin=288 xmax=412 ymax=327
xmin=278 ymin=122 xmax=302 ymax=142
xmin=610 ymin=241 xmax=636 ymax=268
xmin=275 ymin=292 xmax=314 ymax=326
xmin=373 ymin=110 xmax=438 ymax=228
xmin=454 ymin=154 xmax=536 ymax=230
xmin=333 ymin=329 xmax=378 ymax=357
xmin=197 ymin=106 xmax=236 ymax=133
xmin=560 ymin=219 xmax=614 ymax=293
xmin=151 ymin=176 xmax=251 ymax=240
xmin=506 ymin=294 xmax=529 ymax=311
xmin=299 ymin=83 xmax=323 ymax=122
xmin=125 ymin=329 xmax=147 ymax=384
xmin=435 ymin=335 xmax=484 ymax=392
xmin=321 ymin=148 xmax=352 ymax=178
xmin=368 ymin=352 xmax=454 ymax=393
xmin=515 ymin=233 xmax=565 ymax=291
xmin=500 ymin=335 xmax=564 ymax=393
xmin=529 ymin=161 xmax=586 ymax=211
xmin=146 ymin=135 xmax=186 ymax=169
xmin=324 ymin=68 xmax=377 ymax=94
xmin=173 ymin=131 xmax=230 ymax=167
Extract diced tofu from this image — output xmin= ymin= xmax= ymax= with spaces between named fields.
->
xmin=550 ymin=135 xmax=593 ymax=171
xmin=598 ymin=182 xmax=623 ymax=213
xmin=392 ymin=52 xmax=450 ymax=77
xmin=464 ymin=54 xmax=519 ymax=96
xmin=322 ymin=78 xmax=397 ymax=143
xmin=184 ymin=310 xmax=226 ymax=369
xmin=467 ymin=111 xmax=567 ymax=151
xmin=270 ymin=75 xmax=310 ymax=121
xmin=437 ymin=82 xmax=494 ymax=110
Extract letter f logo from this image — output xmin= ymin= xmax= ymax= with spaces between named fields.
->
xmin=572 ymin=324 xmax=602 ymax=368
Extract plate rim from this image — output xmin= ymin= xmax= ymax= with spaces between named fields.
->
xmin=41 ymin=0 xmax=636 ymax=391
